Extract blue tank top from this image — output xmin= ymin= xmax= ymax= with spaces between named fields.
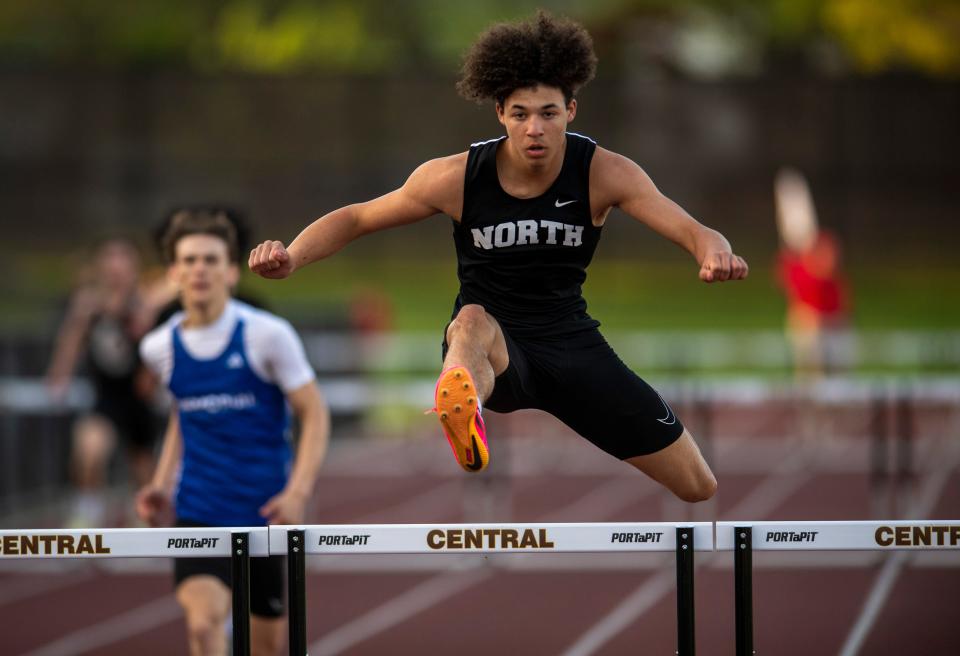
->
xmin=169 ymin=318 xmax=291 ymax=526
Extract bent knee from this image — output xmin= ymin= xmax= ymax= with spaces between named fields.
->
xmin=447 ymin=305 xmax=494 ymax=339
xmin=452 ymin=304 xmax=489 ymax=328
xmin=676 ymin=474 xmax=717 ymax=504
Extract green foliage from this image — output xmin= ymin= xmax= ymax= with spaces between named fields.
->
xmin=823 ymin=0 xmax=960 ymax=75
xmin=1 ymin=0 xmax=957 ymax=76
xmin=210 ymin=1 xmax=394 ymax=72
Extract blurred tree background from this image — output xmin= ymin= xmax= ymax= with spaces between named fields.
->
xmin=0 ymin=0 xmax=958 ymax=335
xmin=1 ymin=0 xmax=958 ymax=75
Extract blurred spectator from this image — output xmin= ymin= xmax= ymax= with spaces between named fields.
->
xmin=774 ymin=167 xmax=851 ymax=377
xmin=348 ymin=286 xmax=394 ymax=335
xmin=45 ymin=238 xmax=158 ymax=527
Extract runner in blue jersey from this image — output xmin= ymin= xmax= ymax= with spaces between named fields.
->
xmin=250 ymin=12 xmax=748 ymax=505
xmin=137 ymin=207 xmax=330 ymax=656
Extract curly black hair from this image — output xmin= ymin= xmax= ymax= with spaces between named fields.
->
xmin=457 ymin=10 xmax=597 ymax=106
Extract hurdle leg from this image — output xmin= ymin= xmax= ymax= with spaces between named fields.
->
xmin=230 ymin=531 xmax=251 ymax=656
xmin=869 ymin=387 xmax=891 ymax=518
xmin=895 ymin=386 xmax=915 ymax=514
xmin=676 ymin=526 xmax=696 ymax=656
xmin=735 ymin=526 xmax=753 ymax=656
xmin=288 ymin=529 xmax=307 ymax=656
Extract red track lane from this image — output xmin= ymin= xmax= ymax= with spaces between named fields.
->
xmin=4 ymin=574 xmax=171 ymax=655
xmin=859 ymin=569 xmax=960 ymax=653
xmin=3 ymin=466 xmax=958 ymax=655
xmin=327 ymin=572 xmax=657 ymax=655
xmin=101 ymin=619 xmax=187 ymax=656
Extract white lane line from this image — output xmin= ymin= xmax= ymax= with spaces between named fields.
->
xmin=307 ymin=476 xmax=657 ymax=655
xmin=837 ymin=437 xmax=959 ymax=656
xmin=353 ymin=480 xmax=462 ymax=524
xmin=309 ymin=567 xmax=489 ymax=656
xmin=20 ymin=595 xmax=181 ymax=656
xmin=837 ymin=552 xmax=908 ymax=656
xmin=559 ymin=570 xmax=675 ymax=656
xmin=536 ymin=477 xmax=652 ymax=523
xmin=560 ymin=453 xmax=814 ymax=656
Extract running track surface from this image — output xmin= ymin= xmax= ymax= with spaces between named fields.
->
xmin=3 ymin=408 xmax=958 ymax=656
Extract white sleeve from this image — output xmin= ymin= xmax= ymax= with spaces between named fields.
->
xmin=139 ymin=325 xmax=174 ymax=384
xmin=250 ymin=317 xmax=316 ymax=393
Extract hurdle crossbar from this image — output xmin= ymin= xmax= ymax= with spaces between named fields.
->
xmin=9 ymin=521 xmax=958 ymax=655
xmin=0 ymin=526 xmax=271 ymax=559
xmin=0 ymin=526 xmax=269 ymax=656
xmin=717 ymin=520 xmax=960 ymax=656
xmin=273 ymin=522 xmax=712 ymax=656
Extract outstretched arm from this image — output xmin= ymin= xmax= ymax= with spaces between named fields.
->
xmin=250 ymin=154 xmax=466 ymax=279
xmin=45 ymin=289 xmax=96 ymax=400
xmin=592 ymin=148 xmax=748 ymax=283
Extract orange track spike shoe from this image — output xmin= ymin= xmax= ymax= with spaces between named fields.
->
xmin=432 ymin=366 xmax=489 ymax=473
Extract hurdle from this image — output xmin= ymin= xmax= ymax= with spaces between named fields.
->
xmin=717 ymin=520 xmax=960 ymax=656
xmin=271 ymin=522 xmax=713 ymax=656
xmin=0 ymin=526 xmax=270 ymax=656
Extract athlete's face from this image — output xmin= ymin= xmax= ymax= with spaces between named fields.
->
xmin=169 ymin=234 xmax=238 ymax=309
xmin=496 ymin=85 xmax=576 ymax=166
xmin=96 ymin=240 xmax=139 ymax=291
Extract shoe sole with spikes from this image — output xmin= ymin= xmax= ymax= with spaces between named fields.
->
xmin=434 ymin=366 xmax=489 ymax=473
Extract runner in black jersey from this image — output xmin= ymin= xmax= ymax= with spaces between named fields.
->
xmin=251 ymin=11 xmax=748 ymax=503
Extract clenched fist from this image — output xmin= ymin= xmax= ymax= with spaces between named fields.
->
xmin=135 ymin=485 xmax=174 ymax=527
xmin=699 ymin=251 xmax=749 ymax=283
xmin=249 ymin=240 xmax=295 ymax=279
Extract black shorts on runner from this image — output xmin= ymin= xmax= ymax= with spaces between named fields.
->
xmin=173 ymin=519 xmax=285 ymax=618
xmin=93 ymin=391 xmax=156 ymax=451
xmin=443 ymin=325 xmax=684 ymax=460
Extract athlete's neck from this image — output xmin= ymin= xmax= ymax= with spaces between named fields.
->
xmin=497 ymin=136 xmax=566 ymax=198
xmin=182 ymin=295 xmax=229 ymax=328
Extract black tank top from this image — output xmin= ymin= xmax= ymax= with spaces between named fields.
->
xmin=452 ymin=132 xmax=601 ymax=338
xmin=86 ymin=304 xmax=141 ymax=398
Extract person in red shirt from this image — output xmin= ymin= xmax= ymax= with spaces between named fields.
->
xmin=778 ymin=228 xmax=850 ymax=376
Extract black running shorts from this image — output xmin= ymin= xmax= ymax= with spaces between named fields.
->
xmin=443 ymin=325 xmax=684 ymax=460
xmin=173 ymin=519 xmax=285 ymax=618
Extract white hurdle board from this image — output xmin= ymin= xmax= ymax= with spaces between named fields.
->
xmin=271 ymin=522 xmax=714 ymax=555
xmin=0 ymin=527 xmax=270 ymax=559
xmin=717 ymin=520 xmax=960 ymax=551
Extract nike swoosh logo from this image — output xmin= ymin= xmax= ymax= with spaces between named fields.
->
xmin=555 ymin=199 xmax=577 ymax=207
xmin=655 ymin=393 xmax=677 ymax=425
xmin=466 ymin=435 xmax=483 ymax=471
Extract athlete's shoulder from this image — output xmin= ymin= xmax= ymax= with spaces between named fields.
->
xmin=590 ymin=144 xmax=632 ymax=167
xmin=589 ymin=146 xmax=656 ymax=207
xmin=235 ymin=301 xmax=305 ymax=349
xmin=141 ymin=312 xmax=180 ymax=345
xmin=235 ymin=300 xmax=293 ymax=333
xmin=590 ymin=146 xmax=647 ymax=181
xmin=235 ymin=301 xmax=314 ymax=388
xmin=411 ymin=152 xmax=468 ymax=183
xmin=404 ymin=152 xmax=468 ymax=217
xmin=139 ymin=313 xmax=180 ymax=370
